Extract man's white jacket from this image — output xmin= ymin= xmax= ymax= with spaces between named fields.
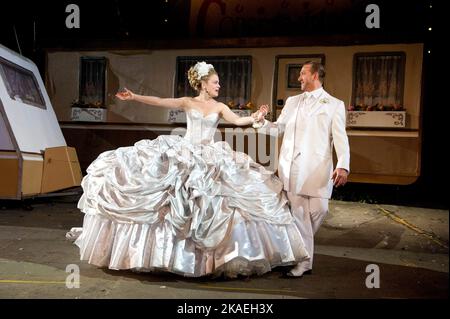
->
xmin=259 ymin=89 xmax=350 ymax=199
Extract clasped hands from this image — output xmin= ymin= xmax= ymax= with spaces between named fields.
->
xmin=251 ymin=105 xmax=270 ymax=128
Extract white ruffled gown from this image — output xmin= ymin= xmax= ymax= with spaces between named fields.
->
xmin=72 ymin=109 xmax=309 ymax=277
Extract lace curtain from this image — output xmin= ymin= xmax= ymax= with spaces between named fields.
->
xmin=79 ymin=57 xmax=106 ymax=106
xmin=353 ymin=53 xmax=405 ymax=109
xmin=0 ymin=57 xmax=46 ymax=109
xmin=175 ymin=56 xmax=252 ymax=107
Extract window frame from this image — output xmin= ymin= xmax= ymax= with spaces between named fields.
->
xmin=351 ymin=51 xmax=406 ymax=109
xmin=0 ymin=56 xmax=47 ymax=109
xmin=78 ymin=56 xmax=107 ymax=107
xmin=174 ymin=55 xmax=252 ymax=105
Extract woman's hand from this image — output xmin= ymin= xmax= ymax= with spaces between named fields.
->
xmin=251 ymin=105 xmax=270 ymax=128
xmin=258 ymin=105 xmax=269 ymax=118
xmin=115 ymin=88 xmax=135 ymax=101
xmin=252 ymin=105 xmax=269 ymax=122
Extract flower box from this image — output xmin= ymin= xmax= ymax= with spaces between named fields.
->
xmin=346 ymin=111 xmax=406 ymax=128
xmin=71 ymin=107 xmax=107 ymax=122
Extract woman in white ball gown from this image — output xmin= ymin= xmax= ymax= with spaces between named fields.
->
xmin=71 ymin=61 xmax=309 ymax=278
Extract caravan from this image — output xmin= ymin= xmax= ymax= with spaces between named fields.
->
xmin=0 ymin=44 xmax=81 ymax=199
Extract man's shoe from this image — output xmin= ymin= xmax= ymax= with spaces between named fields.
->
xmin=280 ymin=269 xmax=312 ymax=278
xmin=280 ymin=271 xmax=303 ymax=279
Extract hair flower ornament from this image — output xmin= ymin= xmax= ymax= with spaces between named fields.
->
xmin=195 ymin=61 xmax=214 ymax=79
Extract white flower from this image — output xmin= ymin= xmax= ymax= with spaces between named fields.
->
xmin=252 ymin=120 xmax=265 ymax=129
xmin=195 ymin=61 xmax=214 ymax=80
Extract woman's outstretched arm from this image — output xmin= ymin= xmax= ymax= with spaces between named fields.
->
xmin=116 ymin=88 xmax=187 ymax=109
xmin=220 ymin=103 xmax=256 ymax=126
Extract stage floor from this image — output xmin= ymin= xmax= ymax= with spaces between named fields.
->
xmin=0 ymin=196 xmax=447 ymax=299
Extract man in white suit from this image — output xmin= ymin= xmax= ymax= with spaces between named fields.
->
xmin=255 ymin=61 xmax=350 ymax=277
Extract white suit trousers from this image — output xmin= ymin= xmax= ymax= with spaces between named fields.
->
xmin=287 ymin=192 xmax=328 ymax=271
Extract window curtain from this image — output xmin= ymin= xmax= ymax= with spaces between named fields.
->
xmin=354 ymin=54 xmax=404 ymax=108
xmin=0 ymin=57 xmax=45 ymax=109
xmin=79 ymin=57 xmax=106 ymax=106
xmin=176 ymin=57 xmax=252 ymax=107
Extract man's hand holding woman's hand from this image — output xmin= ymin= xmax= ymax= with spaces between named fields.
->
xmin=251 ymin=105 xmax=269 ymax=128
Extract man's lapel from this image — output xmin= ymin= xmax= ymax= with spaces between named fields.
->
xmin=309 ymin=90 xmax=330 ymax=116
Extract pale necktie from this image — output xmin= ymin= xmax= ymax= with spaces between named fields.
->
xmin=293 ymin=94 xmax=310 ymax=158
xmin=303 ymin=92 xmax=314 ymax=115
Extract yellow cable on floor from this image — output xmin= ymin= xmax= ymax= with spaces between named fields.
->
xmin=196 ymin=285 xmax=293 ymax=293
xmin=377 ymin=206 xmax=449 ymax=249
xmin=0 ymin=280 xmax=76 ymax=284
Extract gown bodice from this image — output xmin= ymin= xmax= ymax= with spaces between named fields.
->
xmin=183 ymin=109 xmax=220 ymax=145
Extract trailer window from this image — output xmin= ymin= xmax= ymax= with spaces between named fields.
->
xmin=175 ymin=56 xmax=252 ymax=108
xmin=352 ymin=52 xmax=406 ymax=111
xmin=79 ymin=57 xmax=107 ymax=107
xmin=0 ymin=57 xmax=46 ymax=109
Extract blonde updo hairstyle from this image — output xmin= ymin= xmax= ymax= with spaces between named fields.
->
xmin=187 ymin=62 xmax=217 ymax=92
